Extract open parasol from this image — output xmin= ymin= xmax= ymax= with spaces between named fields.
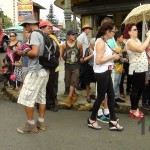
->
xmin=122 ymin=4 xmax=150 ymax=25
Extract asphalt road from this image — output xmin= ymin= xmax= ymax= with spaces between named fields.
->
xmin=0 ymin=98 xmax=149 ymax=150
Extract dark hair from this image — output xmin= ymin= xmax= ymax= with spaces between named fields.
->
xmin=114 ymin=31 xmax=122 ymax=41
xmin=123 ymin=23 xmax=136 ymax=39
xmin=10 ymin=32 xmax=17 ymax=36
xmin=96 ymin=21 xmax=115 ymax=39
xmin=101 ymin=17 xmax=113 ymax=26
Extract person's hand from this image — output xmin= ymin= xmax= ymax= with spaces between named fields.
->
xmin=80 ymin=57 xmax=84 ymax=63
xmin=112 ymin=53 xmax=120 ymax=60
xmin=145 ymin=80 xmax=149 ymax=85
xmin=123 ymin=58 xmax=128 ymax=62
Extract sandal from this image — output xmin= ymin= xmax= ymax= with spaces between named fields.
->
xmin=87 ymin=118 xmax=102 ymax=130
xmin=109 ymin=121 xmax=124 ymax=132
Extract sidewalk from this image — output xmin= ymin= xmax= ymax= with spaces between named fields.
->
xmin=3 ymin=61 xmax=142 ymax=113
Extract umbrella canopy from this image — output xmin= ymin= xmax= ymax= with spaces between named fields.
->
xmin=53 ymin=26 xmax=60 ymax=31
xmin=122 ymin=4 xmax=150 ymax=24
xmin=5 ymin=25 xmax=23 ymax=31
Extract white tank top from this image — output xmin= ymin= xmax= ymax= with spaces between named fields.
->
xmin=93 ymin=38 xmax=113 ymax=73
xmin=126 ymin=39 xmax=148 ymax=75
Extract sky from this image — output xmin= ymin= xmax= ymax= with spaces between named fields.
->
xmin=33 ymin=0 xmax=64 ymax=23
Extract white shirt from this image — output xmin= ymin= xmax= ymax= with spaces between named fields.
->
xmin=126 ymin=39 xmax=148 ymax=75
xmin=93 ymin=38 xmax=113 ymax=73
xmin=77 ymin=32 xmax=89 ymax=56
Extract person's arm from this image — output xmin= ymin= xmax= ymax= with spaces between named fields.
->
xmin=60 ymin=42 xmax=66 ymax=60
xmin=84 ymin=53 xmax=94 ymax=62
xmin=127 ymin=32 xmax=150 ymax=53
xmin=95 ymin=39 xmax=120 ymax=65
xmin=77 ymin=41 xmax=84 ymax=63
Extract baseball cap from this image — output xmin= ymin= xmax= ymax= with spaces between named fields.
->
xmin=39 ymin=20 xmax=53 ymax=28
xmin=67 ymin=30 xmax=77 ymax=35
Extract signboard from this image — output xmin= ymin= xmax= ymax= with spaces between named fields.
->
xmin=18 ymin=1 xmax=33 ymax=22
xmin=18 ymin=11 xmax=32 ymax=16
xmin=18 ymin=0 xmax=32 ymax=4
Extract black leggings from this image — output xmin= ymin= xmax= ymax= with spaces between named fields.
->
xmin=90 ymin=70 xmax=116 ymax=121
xmin=130 ymin=72 xmax=145 ymax=110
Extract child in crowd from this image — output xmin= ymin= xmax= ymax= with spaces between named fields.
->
xmin=113 ymin=31 xmax=128 ymax=104
xmin=1 ymin=58 xmax=11 ymax=86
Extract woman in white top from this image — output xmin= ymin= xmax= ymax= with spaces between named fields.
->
xmin=88 ymin=21 xmax=124 ymax=131
xmin=125 ymin=24 xmax=150 ymax=119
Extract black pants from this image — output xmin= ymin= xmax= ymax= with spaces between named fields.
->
xmin=79 ymin=63 xmax=87 ymax=89
xmin=119 ymin=63 xmax=132 ymax=94
xmin=130 ymin=72 xmax=145 ymax=110
xmin=90 ymin=70 xmax=116 ymax=121
xmin=46 ymin=70 xmax=59 ymax=108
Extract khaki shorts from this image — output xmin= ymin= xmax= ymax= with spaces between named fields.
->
xmin=65 ymin=68 xmax=79 ymax=87
xmin=17 ymin=69 xmax=49 ymax=107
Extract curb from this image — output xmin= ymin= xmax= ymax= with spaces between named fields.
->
xmin=3 ymin=87 xmax=133 ymax=114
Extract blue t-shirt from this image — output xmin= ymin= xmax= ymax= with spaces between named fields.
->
xmin=107 ymin=37 xmax=117 ymax=49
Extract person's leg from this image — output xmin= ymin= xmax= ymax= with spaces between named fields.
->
xmin=113 ymin=72 xmax=120 ymax=99
xmin=65 ymin=69 xmax=72 ymax=107
xmin=119 ymin=71 xmax=125 ymax=96
xmin=130 ymin=72 xmax=145 ymax=118
xmin=86 ymin=84 xmax=90 ymax=98
xmin=90 ymin=71 xmax=109 ymax=120
xmin=46 ymin=70 xmax=56 ymax=110
xmin=25 ymin=106 xmax=34 ymax=120
xmin=107 ymin=73 xmax=116 ymax=121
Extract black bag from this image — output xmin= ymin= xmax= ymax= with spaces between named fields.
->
xmin=33 ymin=30 xmax=60 ymax=70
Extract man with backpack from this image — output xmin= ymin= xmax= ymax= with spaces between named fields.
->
xmin=17 ymin=15 xmax=49 ymax=133
xmin=39 ymin=20 xmax=60 ymax=112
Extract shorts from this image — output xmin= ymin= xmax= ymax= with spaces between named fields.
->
xmin=17 ymin=68 xmax=49 ymax=107
xmin=65 ymin=68 xmax=79 ymax=87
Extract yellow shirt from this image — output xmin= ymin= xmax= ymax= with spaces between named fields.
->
xmin=114 ymin=45 xmax=123 ymax=73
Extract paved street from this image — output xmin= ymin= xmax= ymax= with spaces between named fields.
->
xmin=0 ymin=97 xmax=149 ymax=150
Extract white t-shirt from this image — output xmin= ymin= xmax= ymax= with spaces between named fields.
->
xmin=77 ymin=32 xmax=89 ymax=57
xmin=126 ymin=38 xmax=148 ymax=75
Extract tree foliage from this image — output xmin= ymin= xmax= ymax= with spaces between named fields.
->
xmin=3 ymin=15 xmax=12 ymax=28
xmin=47 ymin=4 xmax=58 ymax=26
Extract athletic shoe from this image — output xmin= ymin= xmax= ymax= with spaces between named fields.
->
xmin=17 ymin=122 xmax=38 ymax=134
xmin=97 ymin=115 xmax=109 ymax=123
xmin=36 ymin=120 xmax=46 ymax=131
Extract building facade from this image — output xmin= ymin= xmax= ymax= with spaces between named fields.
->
xmin=54 ymin=0 xmax=150 ymax=36
xmin=0 ymin=0 xmax=18 ymax=25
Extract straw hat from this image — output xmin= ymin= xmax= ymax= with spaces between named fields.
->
xmin=20 ymin=15 xmax=39 ymax=26
xmin=82 ymin=24 xmax=93 ymax=30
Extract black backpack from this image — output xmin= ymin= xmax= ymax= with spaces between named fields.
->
xmin=32 ymin=30 xmax=60 ymax=70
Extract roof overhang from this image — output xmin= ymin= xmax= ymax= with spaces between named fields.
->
xmin=33 ymin=2 xmax=46 ymax=9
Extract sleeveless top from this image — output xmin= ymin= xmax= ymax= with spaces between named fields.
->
xmin=126 ymin=39 xmax=148 ymax=75
xmin=8 ymin=41 xmax=21 ymax=62
xmin=65 ymin=41 xmax=80 ymax=70
xmin=93 ymin=38 xmax=113 ymax=73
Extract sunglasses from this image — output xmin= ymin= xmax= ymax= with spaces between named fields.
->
xmin=10 ymin=35 xmax=16 ymax=37
xmin=111 ymin=30 xmax=116 ymax=33
xmin=132 ymin=29 xmax=138 ymax=31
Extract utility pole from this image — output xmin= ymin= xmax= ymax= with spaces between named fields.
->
xmin=64 ymin=0 xmax=72 ymax=33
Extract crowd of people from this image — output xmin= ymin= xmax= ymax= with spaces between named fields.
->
xmin=0 ymin=14 xmax=150 ymax=133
